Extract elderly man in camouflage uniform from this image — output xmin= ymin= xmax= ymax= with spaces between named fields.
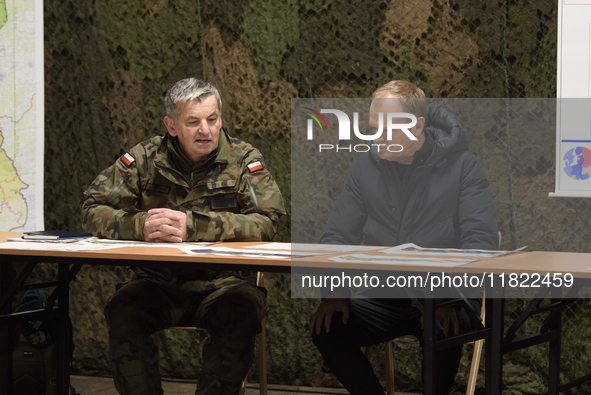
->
xmin=82 ymin=77 xmax=285 ymax=395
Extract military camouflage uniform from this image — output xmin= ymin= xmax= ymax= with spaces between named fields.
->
xmin=82 ymin=129 xmax=285 ymax=395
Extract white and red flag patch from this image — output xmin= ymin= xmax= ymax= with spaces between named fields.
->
xmin=121 ymin=153 xmax=135 ymax=167
xmin=247 ymin=160 xmax=264 ymax=173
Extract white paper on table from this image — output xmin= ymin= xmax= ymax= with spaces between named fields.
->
xmin=247 ymin=242 xmax=382 ymax=252
xmin=178 ymin=246 xmax=327 ymax=259
xmin=243 ymin=242 xmax=292 ymax=250
xmin=329 ymin=254 xmax=475 ymax=267
xmin=0 ymin=242 xmax=124 ymax=251
xmin=379 ymin=243 xmax=506 ymax=258
xmin=7 ymin=237 xmax=93 ymax=243
xmin=74 ymin=239 xmax=215 ymax=248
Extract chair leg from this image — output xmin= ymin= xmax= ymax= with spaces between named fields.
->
xmin=239 ymin=379 xmax=246 ymax=395
xmin=364 ymin=345 xmax=374 ymax=360
xmin=151 ymin=332 xmax=160 ymax=371
xmin=466 ymin=339 xmax=484 ymax=395
xmin=385 ymin=341 xmax=395 ymax=395
xmin=258 ymin=319 xmax=267 ymax=395
xmin=467 ymin=294 xmax=487 ymax=395
xmin=365 ymin=344 xmax=396 ymax=395
xmin=255 ymin=272 xmax=267 ymax=395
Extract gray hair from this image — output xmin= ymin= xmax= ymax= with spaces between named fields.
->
xmin=165 ymin=78 xmax=222 ymax=120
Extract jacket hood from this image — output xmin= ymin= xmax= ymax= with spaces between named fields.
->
xmin=424 ymin=101 xmax=469 ymax=164
xmin=370 ymin=101 xmax=469 ymax=166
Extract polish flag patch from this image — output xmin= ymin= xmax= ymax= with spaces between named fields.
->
xmin=247 ymin=160 xmax=264 ymax=173
xmin=121 ymin=153 xmax=135 ymax=167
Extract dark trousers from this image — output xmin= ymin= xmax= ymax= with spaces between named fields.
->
xmin=104 ymin=275 xmax=266 ymax=395
xmin=312 ymin=298 xmax=472 ymax=395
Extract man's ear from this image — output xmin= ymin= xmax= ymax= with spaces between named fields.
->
xmin=163 ymin=116 xmax=177 ymax=137
xmin=413 ymin=116 xmax=426 ymax=138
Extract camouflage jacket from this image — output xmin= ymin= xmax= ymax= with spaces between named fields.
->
xmin=82 ymin=129 xmax=285 ymax=280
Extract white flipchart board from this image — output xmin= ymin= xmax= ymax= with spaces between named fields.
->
xmin=552 ymin=0 xmax=591 ymax=197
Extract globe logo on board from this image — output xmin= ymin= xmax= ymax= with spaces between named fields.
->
xmin=563 ymin=146 xmax=591 ymax=180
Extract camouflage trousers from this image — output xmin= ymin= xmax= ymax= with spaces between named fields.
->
xmin=104 ymin=274 xmax=267 ymax=395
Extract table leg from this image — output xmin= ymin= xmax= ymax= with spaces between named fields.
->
xmin=547 ymin=289 xmax=562 ymax=394
xmin=0 ymin=260 xmax=13 ymax=394
xmin=485 ymin=296 xmax=504 ymax=395
xmin=55 ymin=263 xmax=71 ymax=394
xmin=423 ymin=298 xmax=435 ymax=394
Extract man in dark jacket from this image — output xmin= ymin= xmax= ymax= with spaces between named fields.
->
xmin=310 ymin=80 xmax=498 ymax=395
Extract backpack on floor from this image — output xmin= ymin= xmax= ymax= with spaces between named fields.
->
xmin=12 ymin=289 xmax=77 ymax=395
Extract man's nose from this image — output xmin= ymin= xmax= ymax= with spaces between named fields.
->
xmin=198 ymin=121 xmax=210 ymax=135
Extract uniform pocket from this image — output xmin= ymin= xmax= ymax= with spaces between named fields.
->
xmin=210 ymin=193 xmax=238 ymax=210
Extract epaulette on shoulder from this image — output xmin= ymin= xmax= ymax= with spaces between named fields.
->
xmin=229 ymin=137 xmax=244 ymax=145
xmin=129 ymin=136 xmax=160 ymax=156
xmin=140 ymin=135 xmax=164 ymax=150
xmin=123 ymin=136 xmax=162 ymax=166
xmin=230 ymin=137 xmax=259 ymax=156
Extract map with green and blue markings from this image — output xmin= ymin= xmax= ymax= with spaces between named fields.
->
xmin=0 ymin=0 xmax=44 ymax=231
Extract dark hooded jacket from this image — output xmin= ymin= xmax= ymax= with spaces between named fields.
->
xmin=321 ymin=101 xmax=498 ymax=251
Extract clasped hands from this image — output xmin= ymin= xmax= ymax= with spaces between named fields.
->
xmin=142 ymin=208 xmax=187 ymax=243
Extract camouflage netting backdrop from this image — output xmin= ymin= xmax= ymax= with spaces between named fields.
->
xmin=20 ymin=0 xmax=590 ymax=393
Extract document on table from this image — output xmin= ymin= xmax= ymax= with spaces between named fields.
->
xmin=248 ymin=242 xmax=382 ymax=252
xmin=329 ymin=254 xmax=475 ymax=267
xmin=379 ymin=243 xmax=508 ymax=258
xmin=0 ymin=239 xmax=217 ymax=251
xmin=7 ymin=237 xmax=92 ymax=243
xmin=0 ymin=241 xmax=125 ymax=251
xmin=179 ymin=246 xmax=327 ymax=259
xmin=75 ymin=239 xmax=215 ymax=248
